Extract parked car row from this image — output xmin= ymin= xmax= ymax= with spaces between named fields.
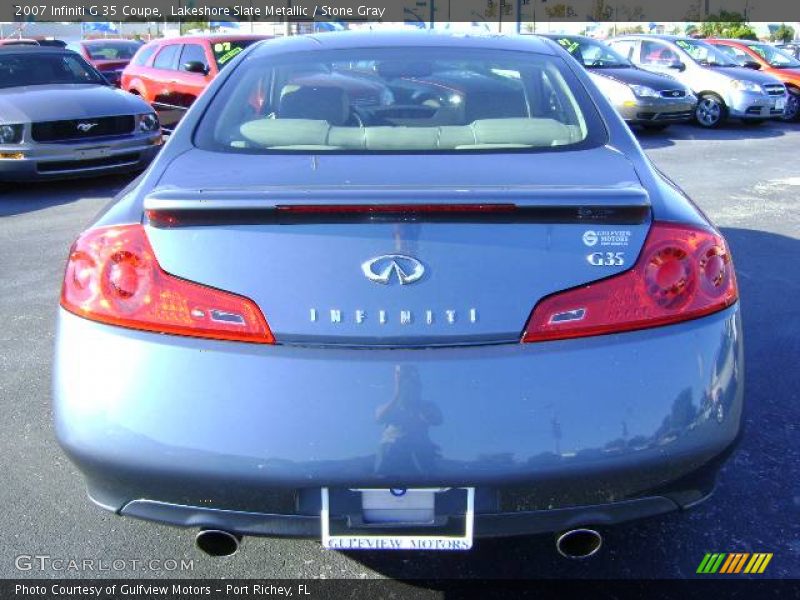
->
xmin=1 ymin=32 xmax=798 ymax=184
xmin=608 ymin=35 xmax=792 ymax=127
xmin=549 ymin=33 xmax=797 ymax=129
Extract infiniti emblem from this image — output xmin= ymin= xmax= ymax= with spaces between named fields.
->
xmin=76 ymin=122 xmax=98 ymax=133
xmin=361 ymin=254 xmax=425 ymax=285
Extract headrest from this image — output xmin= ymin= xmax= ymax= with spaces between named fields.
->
xmin=278 ymin=86 xmax=350 ymax=126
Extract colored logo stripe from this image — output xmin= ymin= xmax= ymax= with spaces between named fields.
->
xmin=744 ymin=553 xmax=773 ymax=574
xmin=720 ymin=553 xmax=749 ymax=573
xmin=697 ymin=553 xmax=726 ymax=573
xmin=697 ymin=553 xmax=773 ymax=574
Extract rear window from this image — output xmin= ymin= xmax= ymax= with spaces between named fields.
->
xmin=195 ymin=47 xmax=605 ymax=153
xmin=84 ymin=41 xmax=140 ymax=60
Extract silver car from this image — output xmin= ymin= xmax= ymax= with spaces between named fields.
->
xmin=0 ymin=46 xmax=161 ymax=181
xmin=609 ymin=35 xmax=787 ymax=127
xmin=54 ymin=32 xmax=743 ymax=558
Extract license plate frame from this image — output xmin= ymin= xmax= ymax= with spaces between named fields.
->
xmin=320 ymin=487 xmax=474 ymax=551
xmin=75 ymin=146 xmax=111 ymax=161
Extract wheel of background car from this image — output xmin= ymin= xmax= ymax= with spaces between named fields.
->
xmin=695 ymin=94 xmax=725 ymax=128
xmin=782 ymin=92 xmax=800 ymax=121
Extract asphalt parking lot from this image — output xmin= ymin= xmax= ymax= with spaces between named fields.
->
xmin=0 ymin=120 xmax=798 ymax=581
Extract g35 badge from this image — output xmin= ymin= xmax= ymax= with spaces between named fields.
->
xmin=588 ymin=252 xmax=625 ymax=266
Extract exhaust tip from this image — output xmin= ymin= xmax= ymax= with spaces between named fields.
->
xmin=556 ymin=528 xmax=602 ymax=559
xmin=195 ymin=529 xmax=241 ymax=557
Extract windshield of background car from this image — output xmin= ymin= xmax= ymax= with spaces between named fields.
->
xmin=749 ymin=43 xmax=800 ymax=68
xmin=0 ymin=53 xmax=106 ymax=88
xmin=555 ymin=37 xmax=632 ymax=68
xmin=211 ymin=39 xmax=262 ymax=68
xmin=195 ymin=46 xmax=606 ymax=153
xmin=674 ymin=39 xmax=738 ymax=67
xmin=85 ymin=41 xmax=140 ymax=60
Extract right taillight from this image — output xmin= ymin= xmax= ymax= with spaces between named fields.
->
xmin=60 ymin=224 xmax=274 ymax=344
xmin=522 ymin=222 xmax=738 ymax=342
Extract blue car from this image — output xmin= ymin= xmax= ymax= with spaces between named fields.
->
xmin=54 ymin=31 xmax=743 ymax=558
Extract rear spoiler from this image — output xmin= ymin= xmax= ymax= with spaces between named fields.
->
xmin=143 ymin=186 xmax=651 ymax=227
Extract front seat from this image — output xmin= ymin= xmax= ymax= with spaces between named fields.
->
xmin=278 ymin=86 xmax=350 ymax=126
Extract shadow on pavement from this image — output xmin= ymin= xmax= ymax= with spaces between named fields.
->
xmin=344 ymin=227 xmax=799 ymax=580
xmin=0 ymin=173 xmax=133 ymax=217
xmin=635 ymin=120 xmax=791 ymax=150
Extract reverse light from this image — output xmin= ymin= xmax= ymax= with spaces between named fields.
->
xmin=60 ymin=224 xmax=274 ymax=344
xmin=522 ymin=222 xmax=738 ymax=342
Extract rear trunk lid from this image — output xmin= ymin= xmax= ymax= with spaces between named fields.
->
xmin=145 ymin=149 xmax=650 ymax=346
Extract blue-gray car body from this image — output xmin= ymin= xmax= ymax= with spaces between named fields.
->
xmin=53 ymin=32 xmax=744 ymax=543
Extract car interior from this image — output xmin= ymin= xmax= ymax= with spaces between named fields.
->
xmin=212 ymin=58 xmax=588 ymax=151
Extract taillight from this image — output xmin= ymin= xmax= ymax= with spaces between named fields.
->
xmin=522 ymin=222 xmax=738 ymax=342
xmin=60 ymin=224 xmax=274 ymax=344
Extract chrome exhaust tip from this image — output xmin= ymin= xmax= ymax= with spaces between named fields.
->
xmin=195 ymin=529 xmax=241 ymax=557
xmin=555 ymin=528 xmax=602 ymax=559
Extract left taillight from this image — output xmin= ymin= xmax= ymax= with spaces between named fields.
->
xmin=60 ymin=224 xmax=274 ymax=344
xmin=522 ymin=221 xmax=738 ymax=343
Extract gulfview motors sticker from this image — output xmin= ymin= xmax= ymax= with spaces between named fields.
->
xmin=582 ymin=229 xmax=631 ymax=247
xmin=696 ymin=552 xmax=773 ymax=574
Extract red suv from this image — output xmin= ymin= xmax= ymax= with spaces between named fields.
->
xmin=121 ymin=35 xmax=270 ymax=130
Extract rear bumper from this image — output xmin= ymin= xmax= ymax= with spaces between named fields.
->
xmin=53 ymin=304 xmax=744 ymax=536
xmin=119 ymin=494 xmax=683 ymax=539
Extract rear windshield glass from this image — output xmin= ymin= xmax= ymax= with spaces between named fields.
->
xmin=211 ymin=39 xmax=263 ymax=68
xmin=85 ymin=41 xmax=141 ymax=60
xmin=0 ymin=53 xmax=105 ymax=88
xmin=195 ymin=46 xmax=605 ymax=153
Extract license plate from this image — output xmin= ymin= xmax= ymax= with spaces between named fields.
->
xmin=75 ymin=147 xmax=111 ymax=160
xmin=321 ymin=487 xmax=474 ymax=551
xmin=775 ymin=97 xmax=786 ymax=110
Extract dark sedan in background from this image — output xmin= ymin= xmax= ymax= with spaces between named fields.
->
xmin=0 ymin=46 xmax=161 ymax=182
xmin=54 ymin=32 xmax=742 ymax=558
xmin=541 ymin=34 xmax=696 ymax=130
xmin=66 ymin=39 xmax=143 ymax=87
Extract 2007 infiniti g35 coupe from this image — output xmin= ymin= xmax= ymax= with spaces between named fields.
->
xmin=54 ymin=32 xmax=743 ymax=556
